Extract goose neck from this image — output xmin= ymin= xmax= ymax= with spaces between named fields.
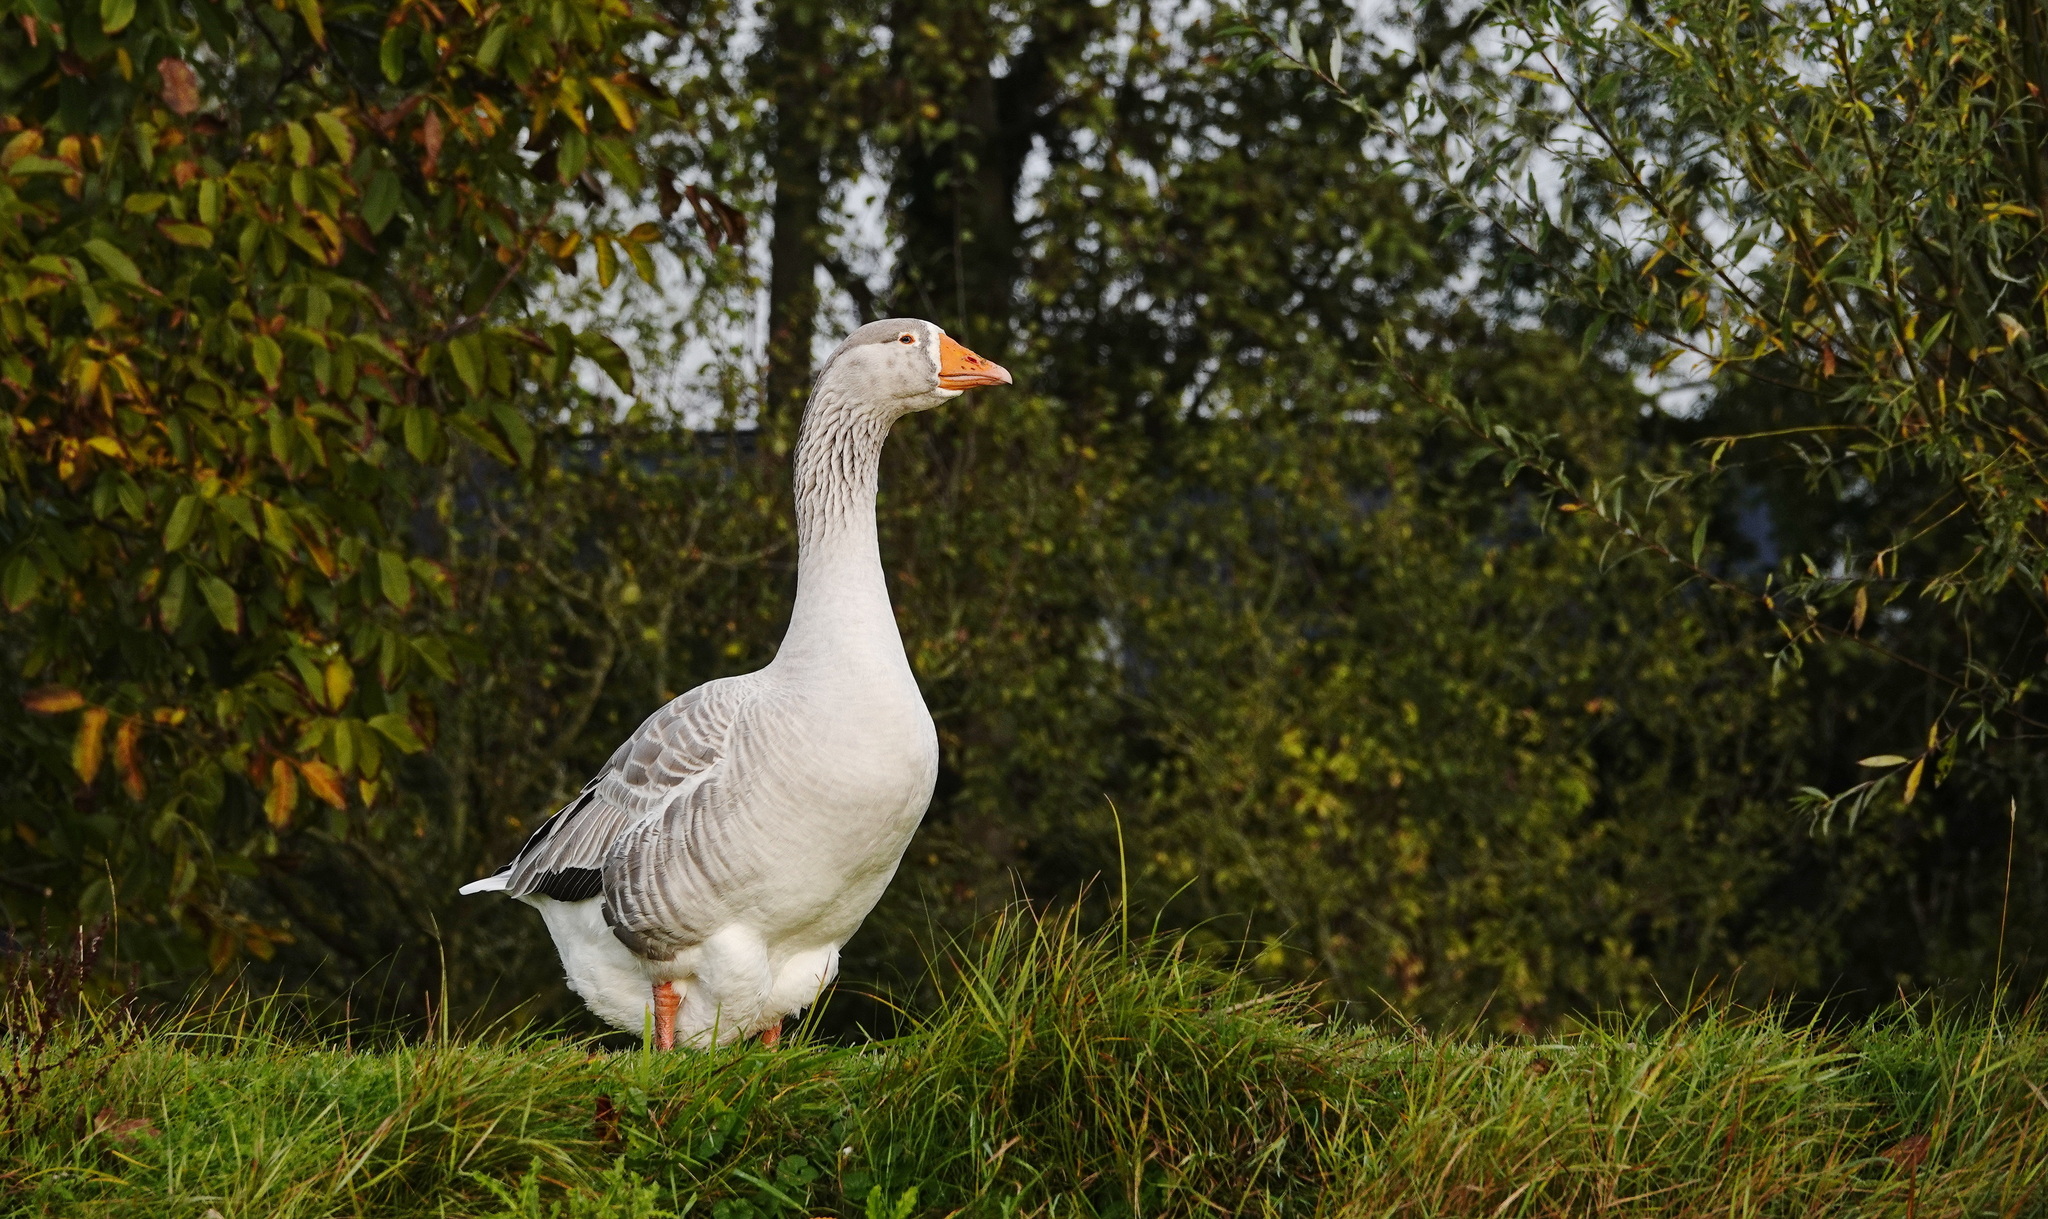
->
xmin=781 ymin=389 xmax=902 ymax=670
xmin=791 ymin=390 xmax=891 ymax=552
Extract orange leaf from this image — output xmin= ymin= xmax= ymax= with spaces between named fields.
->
xmin=158 ymin=58 xmax=200 ymax=116
xmin=115 ymin=718 xmax=145 ymax=800
xmin=300 ymin=759 xmax=347 ymax=809
xmin=73 ymin=707 xmax=109 ymax=785
xmin=420 ymin=110 xmax=443 ymax=175
xmin=265 ymin=758 xmax=298 ymax=828
xmin=21 ymin=685 xmax=85 ymax=714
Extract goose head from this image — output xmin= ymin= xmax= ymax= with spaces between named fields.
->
xmin=814 ymin=318 xmax=1012 ymax=417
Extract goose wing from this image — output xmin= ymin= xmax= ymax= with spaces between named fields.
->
xmin=464 ymin=677 xmax=750 ymax=903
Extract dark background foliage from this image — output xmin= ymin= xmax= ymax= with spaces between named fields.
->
xmin=2 ymin=0 xmax=2039 ymax=1034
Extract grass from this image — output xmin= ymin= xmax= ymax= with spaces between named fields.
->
xmin=3 ymin=909 xmax=2046 ymax=1217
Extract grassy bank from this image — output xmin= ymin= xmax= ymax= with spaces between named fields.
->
xmin=4 ymin=913 xmax=2045 ymax=1218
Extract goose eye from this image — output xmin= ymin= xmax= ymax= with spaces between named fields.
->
xmin=898 ymin=333 xmax=916 ymax=344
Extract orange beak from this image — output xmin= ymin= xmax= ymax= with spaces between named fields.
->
xmin=937 ymin=333 xmax=1013 ymax=390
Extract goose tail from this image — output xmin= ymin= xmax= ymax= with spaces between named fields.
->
xmin=459 ymin=871 xmax=512 ymax=896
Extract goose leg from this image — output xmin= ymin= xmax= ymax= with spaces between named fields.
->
xmin=759 ymin=1020 xmax=781 ymax=1048
xmin=651 ymin=981 xmax=679 ymax=1050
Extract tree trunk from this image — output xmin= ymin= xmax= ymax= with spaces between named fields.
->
xmin=764 ymin=0 xmax=827 ymax=429
xmin=888 ymin=0 xmax=1102 ymax=349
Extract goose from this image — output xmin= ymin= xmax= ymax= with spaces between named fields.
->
xmin=459 ymin=319 xmax=1011 ymax=1048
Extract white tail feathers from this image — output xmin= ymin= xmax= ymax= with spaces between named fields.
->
xmin=459 ymin=873 xmax=512 ymax=895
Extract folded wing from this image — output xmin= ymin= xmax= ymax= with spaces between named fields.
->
xmin=464 ymin=679 xmax=749 ymax=908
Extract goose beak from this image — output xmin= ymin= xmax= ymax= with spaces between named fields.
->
xmin=937 ymin=334 xmax=1012 ymax=390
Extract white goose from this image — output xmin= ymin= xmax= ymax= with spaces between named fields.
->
xmin=460 ymin=319 xmax=1011 ymax=1048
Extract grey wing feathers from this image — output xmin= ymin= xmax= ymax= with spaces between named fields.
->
xmin=491 ymin=681 xmax=744 ymax=902
xmin=597 ymin=764 xmax=746 ymax=959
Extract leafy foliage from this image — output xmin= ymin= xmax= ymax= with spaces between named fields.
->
xmin=0 ymin=0 xmax=667 ymax=971
xmin=1357 ymin=0 xmax=2048 ymax=816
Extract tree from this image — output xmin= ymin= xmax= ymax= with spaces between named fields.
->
xmin=0 ymin=0 xmax=666 ymax=972
xmin=1256 ymin=0 xmax=2048 ymax=991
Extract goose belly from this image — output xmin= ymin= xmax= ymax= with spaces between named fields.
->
xmin=524 ymin=894 xmax=660 ymax=1034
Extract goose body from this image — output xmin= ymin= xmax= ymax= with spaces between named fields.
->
xmin=460 ymin=319 xmax=1011 ymax=1046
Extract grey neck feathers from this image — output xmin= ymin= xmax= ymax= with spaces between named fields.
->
xmin=780 ymin=384 xmax=907 ymax=676
xmin=791 ymin=386 xmax=893 ymax=552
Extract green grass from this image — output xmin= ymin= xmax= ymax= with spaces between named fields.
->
xmin=4 ymin=910 xmax=2046 ymax=1217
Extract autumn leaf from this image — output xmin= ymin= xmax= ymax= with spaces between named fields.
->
xmin=588 ymin=76 xmax=635 ymax=131
xmin=300 ymin=759 xmax=347 ymax=808
xmin=22 ymin=686 xmax=86 ymax=714
xmin=74 ymin=707 xmax=109 ymax=784
xmin=421 ymin=110 xmax=444 ymax=175
xmin=324 ymin=656 xmax=354 ymax=710
xmin=265 ymin=758 xmax=299 ymax=828
xmin=115 ymin=718 xmax=145 ymax=800
xmin=158 ymin=58 xmax=201 ymax=115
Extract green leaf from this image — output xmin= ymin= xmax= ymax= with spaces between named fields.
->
xmin=261 ymin=501 xmax=298 ymax=554
xmin=412 ymin=636 xmax=457 ymax=682
xmin=378 ymin=549 xmax=413 ymax=610
xmin=447 ymin=333 xmax=484 ymax=396
xmin=163 ymin=495 xmax=201 ymax=552
xmin=294 ymin=0 xmax=325 ymax=45
xmin=489 ymin=401 xmax=534 ymax=465
xmin=401 ymin=407 xmax=438 ymax=461
xmin=100 ymin=0 xmax=135 ymax=33
xmin=159 ymin=565 xmax=191 ymax=631
xmin=8 ymin=156 xmax=78 ymax=176
xmin=1579 ymin=313 xmax=1608 ymax=359
xmin=362 ymin=170 xmax=401 ymax=234
xmin=159 ymin=222 xmax=214 ymax=248
xmin=82 ymin=239 xmax=144 ymax=287
xmin=379 ymin=25 xmax=406 ymax=83
xmin=476 ymin=22 xmax=510 ymax=71
xmin=589 ymin=136 xmax=643 ymax=192
xmin=367 ymin=712 xmax=424 ymax=753
xmin=198 ymin=179 xmax=222 ymax=226
xmin=1689 ymin=517 xmax=1708 ymax=566
xmin=448 ymin=414 xmax=515 ymax=464
xmin=216 ymin=495 xmax=259 ymax=540
xmin=198 ymin=573 xmax=241 ymax=632
xmin=575 ymin=331 xmax=634 ymax=394
xmin=2 ymin=554 xmax=40 ymax=610
xmin=250 ymin=333 xmax=282 ymax=387
xmin=594 ymin=234 xmax=618 ymax=288
xmin=624 ymin=239 xmax=657 ymax=286
xmin=1858 ymin=755 xmax=1910 ymax=768
xmin=312 ymin=111 xmax=354 ymax=163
